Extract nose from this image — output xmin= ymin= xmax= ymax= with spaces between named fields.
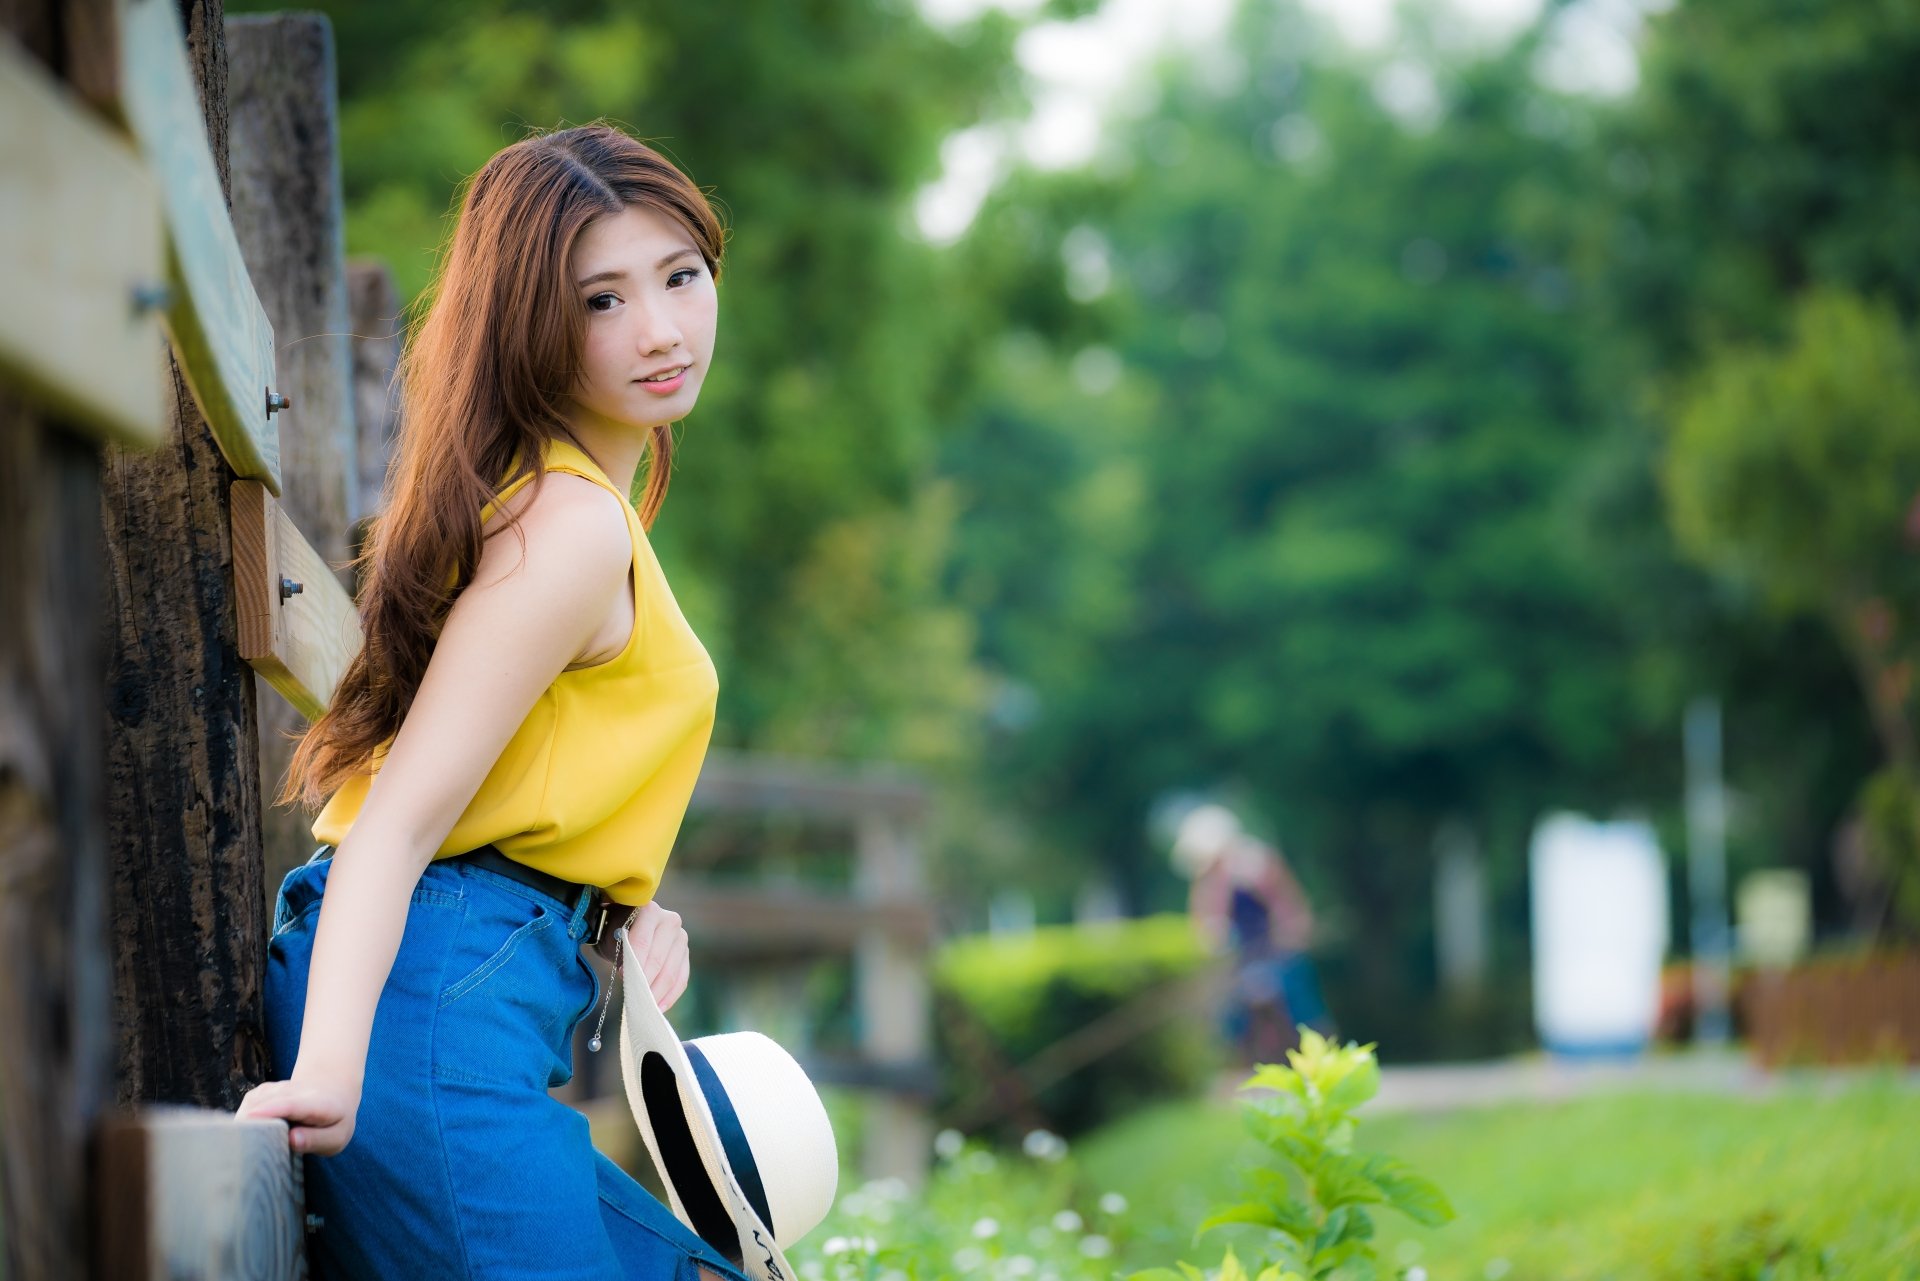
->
xmin=631 ymin=293 xmax=683 ymax=357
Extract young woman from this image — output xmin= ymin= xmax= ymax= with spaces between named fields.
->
xmin=235 ymin=123 xmax=746 ymax=1281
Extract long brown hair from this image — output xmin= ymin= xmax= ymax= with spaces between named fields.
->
xmin=280 ymin=123 xmax=725 ymax=810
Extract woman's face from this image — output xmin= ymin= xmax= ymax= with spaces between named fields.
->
xmin=567 ymin=203 xmax=718 ymax=432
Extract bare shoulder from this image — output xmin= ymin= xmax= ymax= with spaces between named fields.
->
xmin=473 ymin=469 xmax=631 ymax=593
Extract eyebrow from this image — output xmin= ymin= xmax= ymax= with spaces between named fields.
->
xmin=576 ymin=248 xmax=702 ymax=289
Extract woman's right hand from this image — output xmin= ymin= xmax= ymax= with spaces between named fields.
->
xmin=235 ymin=1070 xmax=361 ymax=1155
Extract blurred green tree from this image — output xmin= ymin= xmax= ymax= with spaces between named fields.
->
xmin=1663 ymin=290 xmax=1920 ymax=932
xmin=940 ymin=5 xmax=1649 ymax=1052
xmin=1577 ymin=0 xmax=1920 ymax=935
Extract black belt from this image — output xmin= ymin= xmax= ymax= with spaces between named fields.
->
xmin=316 ymin=843 xmax=613 ymax=946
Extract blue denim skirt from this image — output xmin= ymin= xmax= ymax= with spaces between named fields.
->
xmin=265 ymin=849 xmax=751 ymax=1281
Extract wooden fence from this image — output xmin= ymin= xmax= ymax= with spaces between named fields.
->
xmin=1743 ymin=951 xmax=1920 ymax=1068
xmin=3 ymin=0 xmax=366 ymax=1274
xmin=1 ymin=1 xmax=937 ymax=1275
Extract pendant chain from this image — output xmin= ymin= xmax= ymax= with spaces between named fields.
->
xmin=587 ymin=907 xmax=639 ymax=1053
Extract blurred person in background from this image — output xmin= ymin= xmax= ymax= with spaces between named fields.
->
xmin=1174 ymin=804 xmax=1334 ymax=1064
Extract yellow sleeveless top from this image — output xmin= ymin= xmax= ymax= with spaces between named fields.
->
xmin=310 ymin=435 xmax=719 ymax=906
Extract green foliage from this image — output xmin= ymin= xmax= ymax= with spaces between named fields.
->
xmin=941 ymin=2 xmax=1639 ymax=1052
xmin=933 ymin=916 xmax=1218 ymax=1138
xmin=1663 ymin=289 xmax=1920 ymax=617
xmin=1858 ymin=765 xmax=1920 ymax=936
xmin=1131 ymin=1033 xmax=1452 ymax=1281
xmin=1662 ymin=288 xmax=1920 ymax=938
xmin=1075 ymin=1081 xmax=1920 ymax=1281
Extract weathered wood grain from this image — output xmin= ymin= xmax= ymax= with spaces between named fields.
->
xmin=100 ymin=0 xmax=273 ymax=1112
xmin=110 ymin=0 xmax=282 ymax=491
xmin=231 ymin=480 xmax=362 ymax=721
xmin=0 ymin=34 xmax=165 ymax=446
xmin=0 ymin=396 xmax=116 ymax=1281
xmin=95 ymin=1106 xmax=306 ymax=1280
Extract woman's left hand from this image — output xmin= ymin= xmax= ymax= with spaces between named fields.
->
xmin=595 ymin=899 xmax=690 ymax=1013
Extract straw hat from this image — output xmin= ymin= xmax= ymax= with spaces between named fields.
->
xmin=1171 ymin=803 xmax=1242 ymax=879
xmin=618 ymin=948 xmax=840 ymax=1281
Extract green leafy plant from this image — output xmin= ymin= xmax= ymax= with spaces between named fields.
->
xmin=1130 ymin=1031 xmax=1453 ymax=1281
xmin=934 ymin=915 xmax=1219 ymax=1139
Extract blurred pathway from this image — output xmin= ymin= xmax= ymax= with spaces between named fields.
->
xmin=1215 ymin=1049 xmax=1920 ymax=1114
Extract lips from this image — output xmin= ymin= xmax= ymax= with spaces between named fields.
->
xmin=634 ymin=364 xmax=691 ymax=395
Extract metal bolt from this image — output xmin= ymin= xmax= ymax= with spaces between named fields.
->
xmin=280 ymin=577 xmax=304 ymax=601
xmin=130 ymin=282 xmax=172 ymax=314
xmin=305 ymin=1213 xmax=324 ymax=1232
xmin=266 ymin=388 xmax=293 ymax=416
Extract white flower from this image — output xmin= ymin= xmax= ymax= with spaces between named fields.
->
xmin=1098 ymin=1192 xmax=1128 ymax=1216
xmin=1484 ymin=1261 xmax=1512 ymax=1281
xmin=1005 ymin=1255 xmax=1037 ymax=1277
xmin=934 ymin=1129 xmax=965 ymax=1160
xmin=964 ymin=1149 xmax=998 ymax=1174
xmin=1021 ymin=1128 xmax=1067 ymax=1161
xmin=1407 ymin=1268 xmax=1428 ymax=1281
xmin=822 ymin=1238 xmax=852 ymax=1257
xmin=1051 ymin=1209 xmax=1083 ymax=1233
xmin=799 ymin=1262 xmax=825 ymax=1281
xmin=1027 ymin=1226 xmax=1054 ymax=1247
xmin=874 ymin=1176 xmax=912 ymax=1201
xmin=1078 ymin=1235 xmax=1112 ymax=1259
xmin=952 ymin=1246 xmax=987 ymax=1272
xmin=972 ymin=1216 xmax=1001 ymax=1239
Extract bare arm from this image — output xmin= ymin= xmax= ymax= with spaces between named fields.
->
xmin=1189 ymin=864 xmax=1232 ymax=953
xmin=237 ymin=473 xmax=633 ymax=1153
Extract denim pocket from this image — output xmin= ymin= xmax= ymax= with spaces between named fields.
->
xmin=438 ymin=897 xmax=554 ymax=1009
xmin=270 ymin=858 xmax=331 ymax=937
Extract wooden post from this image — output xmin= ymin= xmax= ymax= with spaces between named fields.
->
xmin=854 ymin=812 xmax=933 ymax=1187
xmin=0 ymin=405 xmax=116 ymax=1280
xmin=346 ymin=258 xmax=404 ymax=546
xmin=225 ymin=12 xmax=356 ymax=898
xmin=99 ymin=0 xmax=273 ymax=1109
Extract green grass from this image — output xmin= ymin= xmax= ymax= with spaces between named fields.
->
xmin=1075 ymin=1079 xmax=1920 ymax=1281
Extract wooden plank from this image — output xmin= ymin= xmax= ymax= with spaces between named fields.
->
xmin=232 ymin=480 xmax=362 ymax=720
xmin=95 ymin=1106 xmax=306 ymax=1281
xmin=0 ymin=33 xmax=165 ymax=447
xmin=111 ymin=0 xmax=283 ymax=491
xmin=691 ymin=751 xmax=928 ymax=821
xmin=667 ymin=880 xmax=935 ymax=954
